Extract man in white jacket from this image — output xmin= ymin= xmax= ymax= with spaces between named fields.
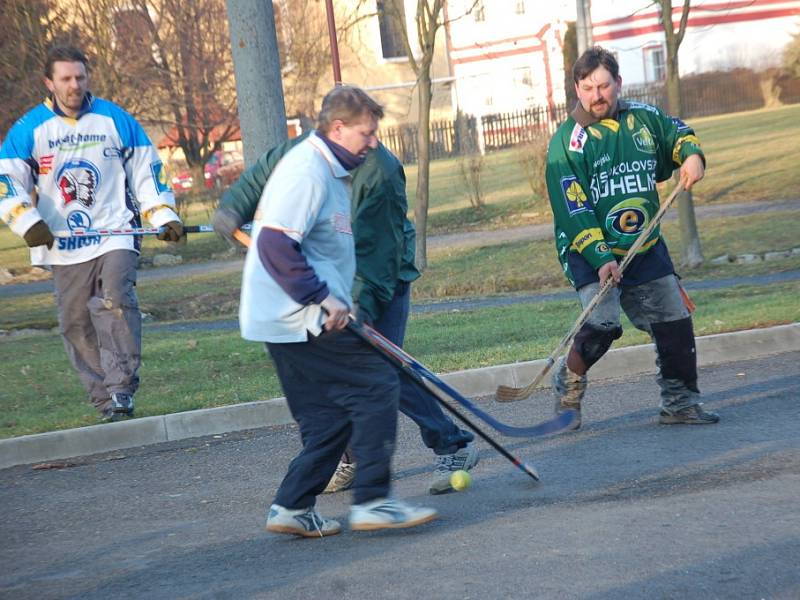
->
xmin=0 ymin=46 xmax=184 ymax=421
xmin=241 ymin=85 xmax=437 ymax=537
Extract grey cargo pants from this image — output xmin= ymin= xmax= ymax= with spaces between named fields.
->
xmin=52 ymin=250 xmax=141 ymax=410
xmin=577 ymin=274 xmax=699 ymax=410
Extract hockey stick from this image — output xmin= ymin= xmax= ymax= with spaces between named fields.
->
xmin=495 ymin=183 xmax=684 ymax=403
xmin=53 ymin=223 xmax=253 ymax=239
xmin=346 ymin=319 xmax=548 ymax=481
xmin=232 ymin=228 xmax=565 ymax=480
xmin=348 ymin=318 xmax=578 ymax=440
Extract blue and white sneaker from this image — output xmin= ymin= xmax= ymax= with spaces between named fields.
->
xmin=429 ymin=441 xmax=480 ymax=495
xmin=349 ymin=498 xmax=437 ymax=531
xmin=266 ymin=504 xmax=341 ymax=538
xmin=110 ymin=393 xmax=135 ymax=421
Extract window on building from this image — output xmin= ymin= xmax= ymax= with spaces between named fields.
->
xmin=474 ymin=0 xmax=486 ymax=22
xmin=513 ymin=66 xmax=533 ymax=89
xmin=644 ymin=45 xmax=666 ymax=82
xmin=515 ymin=0 xmax=526 ymax=15
xmin=377 ymin=0 xmax=407 ymax=59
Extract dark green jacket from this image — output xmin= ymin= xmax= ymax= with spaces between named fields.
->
xmin=219 ymin=131 xmax=420 ymax=322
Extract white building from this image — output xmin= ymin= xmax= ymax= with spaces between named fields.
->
xmin=591 ymin=0 xmax=800 ymax=85
xmin=444 ymin=0 xmax=573 ymax=117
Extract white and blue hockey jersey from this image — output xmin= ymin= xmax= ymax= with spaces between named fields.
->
xmin=0 ymin=94 xmax=180 ymax=265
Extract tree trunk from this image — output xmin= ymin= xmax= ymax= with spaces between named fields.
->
xmin=663 ymin=12 xmax=704 ymax=268
xmin=414 ymin=71 xmax=433 ymax=271
xmin=674 ymin=173 xmax=704 ymax=267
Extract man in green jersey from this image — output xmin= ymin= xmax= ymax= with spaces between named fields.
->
xmin=545 ymin=46 xmax=719 ymax=428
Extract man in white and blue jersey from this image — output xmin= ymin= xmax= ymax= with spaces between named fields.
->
xmin=0 ymin=46 xmax=185 ymax=421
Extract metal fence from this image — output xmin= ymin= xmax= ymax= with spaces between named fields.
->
xmin=380 ymin=70 xmax=800 ymax=164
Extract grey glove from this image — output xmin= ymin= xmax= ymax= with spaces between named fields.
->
xmin=212 ymin=206 xmax=245 ymax=246
xmin=23 ymin=220 xmax=55 ymax=249
xmin=157 ymin=220 xmax=186 ymax=243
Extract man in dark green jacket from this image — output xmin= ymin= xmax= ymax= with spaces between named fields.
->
xmin=213 ymin=132 xmax=477 ymax=495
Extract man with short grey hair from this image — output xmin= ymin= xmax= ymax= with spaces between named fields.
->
xmin=240 ymin=85 xmax=437 ymax=538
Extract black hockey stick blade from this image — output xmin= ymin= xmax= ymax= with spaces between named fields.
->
xmin=347 ymin=319 xmax=579 ymax=439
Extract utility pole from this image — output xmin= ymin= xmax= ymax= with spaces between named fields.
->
xmin=225 ymin=0 xmax=288 ymax=166
xmin=576 ymin=0 xmax=593 ymax=54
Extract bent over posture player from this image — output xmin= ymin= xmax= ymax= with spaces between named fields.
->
xmin=0 ymin=46 xmax=184 ymax=421
xmin=239 ymin=86 xmax=436 ymax=537
xmin=545 ymin=46 xmax=719 ymax=427
xmin=214 ymin=134 xmax=477 ymax=496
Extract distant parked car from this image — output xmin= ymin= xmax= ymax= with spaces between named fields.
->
xmin=204 ymin=149 xmax=244 ymax=189
xmin=170 ymin=165 xmax=193 ymax=194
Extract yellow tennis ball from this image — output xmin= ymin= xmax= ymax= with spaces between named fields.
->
xmin=450 ymin=469 xmax=472 ymax=491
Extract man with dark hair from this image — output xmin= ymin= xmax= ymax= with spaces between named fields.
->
xmin=0 ymin=46 xmax=184 ymax=421
xmin=214 ymin=122 xmax=477 ymax=497
xmin=239 ymin=85 xmax=437 ymax=537
xmin=545 ymin=46 xmax=719 ymax=428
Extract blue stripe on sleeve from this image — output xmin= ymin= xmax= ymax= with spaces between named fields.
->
xmin=0 ymin=104 xmax=53 ymax=160
xmin=91 ymin=98 xmax=151 ymax=148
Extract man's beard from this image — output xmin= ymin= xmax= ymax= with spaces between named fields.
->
xmin=590 ymin=101 xmax=612 ymax=119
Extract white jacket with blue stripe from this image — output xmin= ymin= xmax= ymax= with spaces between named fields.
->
xmin=0 ymin=94 xmax=179 ymax=265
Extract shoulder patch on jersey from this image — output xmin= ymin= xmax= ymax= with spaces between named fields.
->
xmin=150 ymin=160 xmax=170 ymax=193
xmin=568 ymin=123 xmax=587 ymax=154
xmin=0 ymin=174 xmax=17 ymax=199
xmin=588 ymin=127 xmax=603 ymax=139
xmin=560 ymin=175 xmax=589 ymax=216
xmin=626 ymin=113 xmax=635 ymax=130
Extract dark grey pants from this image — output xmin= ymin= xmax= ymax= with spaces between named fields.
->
xmin=577 ymin=274 xmax=699 ymax=410
xmin=52 ymin=250 xmax=141 ymax=410
xmin=267 ymin=328 xmax=400 ymax=508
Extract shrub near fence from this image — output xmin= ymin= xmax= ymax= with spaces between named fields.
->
xmin=380 ymin=69 xmax=800 ymax=164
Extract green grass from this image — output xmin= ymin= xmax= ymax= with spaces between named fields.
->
xmin=2 ymin=104 xmax=799 ymax=438
xmin=1 ymin=279 xmax=797 ymax=439
xmin=2 ymin=210 xmax=798 ymax=330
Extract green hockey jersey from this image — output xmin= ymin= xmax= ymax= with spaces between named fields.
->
xmin=545 ymin=100 xmax=704 ymax=286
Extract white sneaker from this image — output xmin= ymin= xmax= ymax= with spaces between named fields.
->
xmin=266 ymin=504 xmax=341 ymax=538
xmin=429 ymin=442 xmax=480 ymax=495
xmin=322 ymin=460 xmax=356 ymax=494
xmin=349 ymin=498 xmax=438 ymax=531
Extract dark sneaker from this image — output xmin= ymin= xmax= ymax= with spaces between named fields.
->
xmin=98 ymin=401 xmax=114 ymax=422
xmin=110 ymin=393 xmax=135 ymax=421
xmin=429 ymin=442 xmax=480 ymax=495
xmin=350 ymin=498 xmax=437 ymax=531
xmin=323 ymin=460 xmax=356 ymax=494
xmin=552 ymin=358 xmax=585 ymax=430
xmin=659 ymin=404 xmax=719 ymax=425
xmin=266 ymin=504 xmax=341 ymax=538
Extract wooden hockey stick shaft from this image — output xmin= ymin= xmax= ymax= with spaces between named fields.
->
xmin=495 ymin=183 xmax=684 ymax=402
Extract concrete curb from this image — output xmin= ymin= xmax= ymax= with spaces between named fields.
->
xmin=1 ymin=323 xmax=798 ymax=470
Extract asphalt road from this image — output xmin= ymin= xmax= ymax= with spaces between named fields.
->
xmin=1 ymin=352 xmax=798 ymax=599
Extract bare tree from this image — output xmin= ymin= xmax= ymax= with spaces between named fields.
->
xmin=0 ymin=0 xmax=79 ymax=136
xmin=277 ymin=0 xmax=371 ymax=119
xmin=69 ymin=0 xmax=240 ymax=188
xmin=654 ymin=0 xmax=704 ymax=267
xmin=383 ymin=0 xmax=476 ymax=270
